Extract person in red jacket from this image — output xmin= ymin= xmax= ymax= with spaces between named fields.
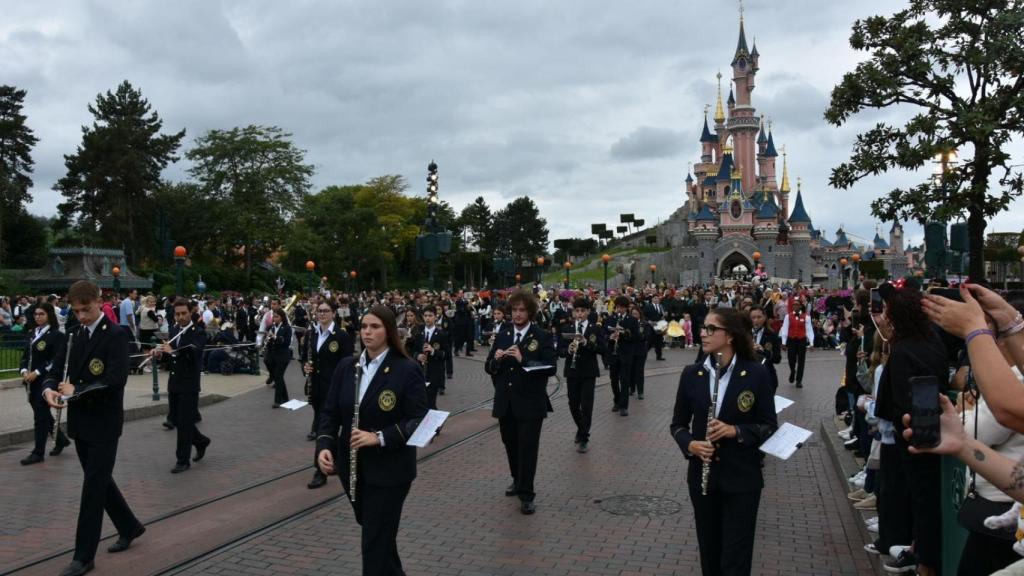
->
xmin=781 ymin=298 xmax=814 ymax=387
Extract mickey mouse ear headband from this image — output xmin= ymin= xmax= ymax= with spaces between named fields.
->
xmin=878 ymin=276 xmax=922 ymax=301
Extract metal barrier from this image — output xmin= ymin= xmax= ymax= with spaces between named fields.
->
xmin=0 ymin=331 xmax=29 ymax=377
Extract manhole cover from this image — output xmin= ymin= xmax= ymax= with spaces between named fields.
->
xmin=595 ymin=495 xmax=682 ymax=516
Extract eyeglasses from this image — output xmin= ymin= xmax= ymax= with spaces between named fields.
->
xmin=700 ymin=324 xmax=725 ymax=335
xmin=317 ymin=308 xmax=332 ymax=313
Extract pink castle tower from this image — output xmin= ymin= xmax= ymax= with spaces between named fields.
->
xmin=728 ymin=11 xmax=760 ymax=197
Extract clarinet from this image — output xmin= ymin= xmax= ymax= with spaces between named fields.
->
xmin=570 ymin=323 xmax=580 ymax=370
xmin=303 ymin=325 xmax=314 ymax=400
xmin=53 ymin=327 xmax=78 ymax=440
xmin=701 ymin=352 xmax=723 ymax=496
xmin=349 ymin=358 xmax=364 ymax=503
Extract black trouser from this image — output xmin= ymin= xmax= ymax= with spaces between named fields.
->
xmin=689 ymin=486 xmax=761 ymax=576
xmin=498 ymin=415 xmax=543 ymax=502
xmin=73 ymin=438 xmax=143 ymax=564
xmin=958 ymin=530 xmax=1019 ymax=576
xmin=786 ymin=337 xmax=808 ymax=384
xmin=454 ymin=327 xmax=473 ymax=354
xmin=631 ymin=353 xmax=647 ymax=396
xmin=166 ymin=392 xmax=178 ymax=427
xmin=345 ymin=479 xmax=412 ymax=576
xmin=609 ymin=355 xmax=633 ymax=409
xmin=29 ymin=384 xmax=55 ymax=456
xmin=444 ymin=337 xmax=453 ymax=379
xmin=896 ymin=436 xmax=942 ymax=570
xmin=263 ymin=352 xmax=274 ymax=378
xmin=426 ymin=385 xmax=439 ymax=410
xmin=877 ymin=443 xmax=912 ymax=551
xmin=566 ymin=377 xmax=595 ymax=442
xmin=271 ymin=357 xmax=290 ymax=405
xmin=650 ymin=332 xmax=664 ymax=358
xmin=171 ymin=392 xmax=208 ymax=465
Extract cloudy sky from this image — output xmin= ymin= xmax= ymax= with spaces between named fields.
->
xmin=4 ymin=0 xmax=1023 ymax=249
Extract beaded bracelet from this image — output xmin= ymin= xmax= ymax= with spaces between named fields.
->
xmin=965 ymin=328 xmax=995 ymax=346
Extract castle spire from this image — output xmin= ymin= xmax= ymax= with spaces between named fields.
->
xmin=700 ymin=107 xmax=716 ymax=142
xmin=757 ymin=115 xmax=767 ymax=145
xmin=714 ymin=71 xmax=726 ymax=124
xmin=732 ymin=1 xmax=750 ymax=65
xmin=779 ymin=146 xmax=791 ymax=192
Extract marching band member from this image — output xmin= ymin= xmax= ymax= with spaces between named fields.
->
xmin=630 ymin=304 xmax=652 ymax=400
xmin=670 ymin=308 xmax=777 ymax=576
xmin=43 ymin=281 xmax=145 ymax=576
xmin=414 ymin=306 xmax=448 ymax=410
xmin=485 ymin=290 xmax=557 ymax=514
xmin=607 ymin=296 xmax=639 ymax=416
xmin=560 ymin=297 xmax=604 ymax=453
xmin=19 ymin=302 xmax=69 ymax=465
xmin=268 ymin=308 xmax=292 ymax=408
xmin=305 ymin=300 xmax=353 ymax=489
xmin=749 ymin=307 xmax=782 ymax=393
xmin=316 ymin=305 xmax=428 ymax=576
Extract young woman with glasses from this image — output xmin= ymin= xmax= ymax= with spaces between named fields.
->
xmin=304 ymin=300 xmax=354 ymax=488
xmin=670 ymin=307 xmax=778 ymax=576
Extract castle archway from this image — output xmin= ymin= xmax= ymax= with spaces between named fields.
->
xmin=718 ymin=251 xmax=752 ymax=279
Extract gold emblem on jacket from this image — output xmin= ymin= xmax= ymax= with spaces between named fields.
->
xmin=738 ymin=390 xmax=755 ymax=413
xmin=328 ymin=341 xmax=339 ymax=353
xmin=36 ymin=340 xmax=46 ymax=352
xmin=527 ymin=339 xmax=539 ymax=352
xmin=379 ymin=389 xmax=397 ymax=412
xmin=89 ymin=359 xmax=105 ymax=376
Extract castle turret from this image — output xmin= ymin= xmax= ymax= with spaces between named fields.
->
xmin=700 ymin=113 xmax=716 ymax=163
xmin=729 ymin=10 xmax=759 ymax=195
xmin=756 ymin=117 xmax=778 ymax=197
xmin=788 ymin=178 xmax=813 ymax=283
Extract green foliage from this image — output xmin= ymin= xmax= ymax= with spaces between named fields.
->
xmin=186 ymin=125 xmax=314 ymax=287
xmin=458 ymin=196 xmax=493 ymax=252
xmin=494 ymin=196 xmax=549 ymax=264
xmin=55 ymin=81 xmax=185 ymax=264
xmin=0 ymin=208 xmax=48 ymax=268
xmin=825 ymin=0 xmax=1024 ymax=280
xmin=0 ymin=85 xmax=40 ymax=270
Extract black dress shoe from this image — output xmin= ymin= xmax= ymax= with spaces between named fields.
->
xmin=58 ymin=560 xmax=94 ymax=576
xmin=50 ymin=431 xmax=71 ymax=456
xmin=796 ymin=382 xmax=803 ymax=388
xmin=307 ymin=471 xmax=327 ymax=489
xmin=21 ymin=453 xmax=44 ymax=465
xmin=611 ymin=405 xmax=620 ymax=413
xmin=171 ymin=463 xmax=190 ymax=474
xmin=272 ymin=403 xmax=280 ymax=409
xmin=788 ymin=374 xmax=795 ymax=383
xmin=306 ymin=431 xmax=316 ymax=441
xmin=439 ymin=389 xmax=446 ymax=395
xmin=657 ymin=357 xmax=665 ymax=361
xmin=505 ymin=483 xmax=519 ymax=497
xmin=619 ymin=409 xmax=629 ymax=417
xmin=466 ymin=353 xmax=474 ymax=357
xmin=520 ymin=501 xmax=536 ymax=515
xmin=107 ymin=525 xmax=145 ymax=553
xmin=162 ymin=421 xmax=175 ymax=430
xmin=637 ymin=393 xmax=644 ymax=400
xmin=193 ymin=439 xmax=211 ymax=462
xmin=577 ymin=441 xmax=589 ymax=454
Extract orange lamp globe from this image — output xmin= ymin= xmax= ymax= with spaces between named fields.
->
xmin=173 ymin=246 xmax=187 ymax=258
xmin=306 ymin=260 xmax=315 ymax=272
xmin=650 ymin=264 xmax=657 ymax=272
xmin=515 ymin=273 xmax=522 ymax=281
xmin=111 ymin=266 xmax=121 ymax=277
xmin=349 ymin=270 xmax=358 ymax=279
xmin=564 ymin=261 xmax=572 ymax=269
xmin=852 ymin=253 xmax=861 ymax=263
xmin=752 ymin=251 xmax=761 ymax=261
xmin=840 ymin=258 xmax=849 ymax=267
xmin=536 ymin=257 xmax=545 ymax=266
xmin=602 ymin=254 xmax=610 ymax=263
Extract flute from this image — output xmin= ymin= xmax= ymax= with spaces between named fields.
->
xmin=138 ymin=320 xmax=193 ymax=368
xmin=53 ymin=327 xmax=78 ymax=440
xmin=701 ymin=352 xmax=723 ymax=496
xmin=349 ymin=359 xmax=364 ymax=503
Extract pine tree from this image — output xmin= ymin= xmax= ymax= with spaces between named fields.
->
xmin=0 ymin=85 xmax=39 ymax=268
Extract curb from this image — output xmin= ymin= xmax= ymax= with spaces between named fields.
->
xmin=1 ymin=378 xmax=24 ymax=390
xmin=0 ymin=393 xmax=230 ymax=452
xmin=819 ymin=416 xmax=888 ymax=576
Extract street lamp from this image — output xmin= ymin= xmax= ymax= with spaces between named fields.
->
xmin=536 ymin=256 xmax=545 ymax=284
xmin=349 ymin=270 xmax=358 ymax=292
xmin=196 ymin=276 xmax=207 ymax=296
xmin=112 ymin=266 xmax=121 ymax=295
xmin=602 ymin=254 xmax=611 ymax=295
xmin=564 ymin=260 xmax=572 ymax=289
xmin=851 ymin=253 xmax=861 ymax=287
xmin=840 ymin=257 xmax=849 ymax=289
xmin=306 ymin=260 xmax=316 ymax=296
xmin=649 ymin=263 xmax=657 ymax=285
xmin=173 ymin=246 xmax=187 ymax=296
xmin=514 ymin=273 xmax=521 ymax=285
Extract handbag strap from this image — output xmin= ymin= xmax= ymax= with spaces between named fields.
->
xmin=966 ymin=365 xmax=979 ymax=496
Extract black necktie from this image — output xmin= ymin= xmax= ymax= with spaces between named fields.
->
xmin=514 ymin=332 xmax=522 ymax=345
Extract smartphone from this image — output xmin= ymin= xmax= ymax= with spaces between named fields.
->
xmin=909 ymin=375 xmax=942 ymax=449
xmin=928 ymin=287 xmax=963 ymax=302
xmin=870 ymin=288 xmax=883 ymax=314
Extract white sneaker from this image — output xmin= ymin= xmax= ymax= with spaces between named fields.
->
xmin=839 ymin=430 xmax=853 ymax=441
xmin=864 ymin=516 xmax=878 ymax=526
xmin=848 ymin=470 xmax=866 ymax=485
xmin=852 ymin=475 xmax=866 ymax=489
xmin=867 ymin=522 xmax=878 ymax=534
xmin=888 ymin=545 xmax=910 ymax=558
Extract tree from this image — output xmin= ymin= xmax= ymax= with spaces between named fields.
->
xmin=0 ymin=208 xmax=47 ymax=268
xmin=55 ymin=81 xmax=184 ymax=264
xmin=825 ymin=0 xmax=1024 ymax=281
xmin=458 ymin=196 xmax=493 ymax=252
xmin=186 ymin=125 xmax=314 ymax=287
xmin=494 ymin=196 xmax=549 ymax=266
xmin=151 ymin=182 xmax=228 ymax=263
xmin=0 ymin=85 xmax=39 ymax=269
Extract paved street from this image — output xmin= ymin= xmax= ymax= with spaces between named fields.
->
xmin=0 ymin=347 xmax=874 ymax=576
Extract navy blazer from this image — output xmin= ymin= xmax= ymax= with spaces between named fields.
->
xmin=268 ymin=323 xmax=292 ymax=359
xmin=670 ymin=357 xmax=778 ymax=493
xmin=20 ymin=327 xmax=64 ymax=393
xmin=485 ymin=322 xmax=557 ymax=420
xmin=302 ymin=324 xmax=354 ymax=403
xmin=43 ymin=317 xmax=129 ymax=443
xmin=413 ymin=326 xmax=448 ymax=386
xmin=559 ymin=322 xmax=604 ymax=379
xmin=167 ymin=323 xmax=206 ymax=395
xmin=316 ymin=351 xmax=428 ymax=487
xmin=753 ymin=327 xmax=783 ymax=391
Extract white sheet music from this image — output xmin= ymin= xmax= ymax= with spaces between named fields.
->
xmin=408 ymin=409 xmax=450 ymax=447
xmin=759 ymin=422 xmax=813 ymax=460
xmin=774 ymin=395 xmax=794 ymax=414
xmin=523 ymin=364 xmax=555 ymax=373
xmin=280 ymin=399 xmax=309 ymax=411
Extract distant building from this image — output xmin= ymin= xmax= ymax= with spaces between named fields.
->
xmin=23 ymin=248 xmax=153 ymax=292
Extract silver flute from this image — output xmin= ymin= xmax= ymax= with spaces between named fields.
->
xmin=54 ymin=328 xmax=77 ymax=440
xmin=349 ymin=359 xmax=364 ymax=503
xmin=701 ymin=352 xmax=723 ymax=496
xmin=569 ymin=325 xmax=581 ymax=370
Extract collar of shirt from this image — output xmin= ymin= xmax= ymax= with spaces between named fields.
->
xmin=753 ymin=327 xmax=763 ymax=344
xmin=425 ymin=326 xmax=435 ymax=340
xmin=32 ymin=325 xmax=50 ymax=343
xmin=513 ymin=323 xmax=531 ymax=342
xmin=317 ymin=322 xmax=334 ymax=350
xmin=702 ymin=353 xmax=738 ymax=418
xmin=575 ymin=320 xmax=587 ymax=333
xmin=86 ymin=315 xmax=104 ymax=337
xmin=357 ymin=348 xmax=390 ymax=403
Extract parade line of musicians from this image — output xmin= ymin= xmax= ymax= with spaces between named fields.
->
xmin=21 ymin=281 xmax=794 ymax=576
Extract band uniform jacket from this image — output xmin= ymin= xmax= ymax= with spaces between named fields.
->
xmin=316 ymin=353 xmax=429 ymax=487
xmin=606 ymin=314 xmax=641 ymax=359
xmin=670 ymin=357 xmax=778 ymax=493
xmin=43 ymin=317 xmax=130 ymax=443
xmin=413 ymin=327 xmax=448 ymax=385
xmin=21 ymin=327 xmax=64 ymax=396
xmin=167 ymin=323 xmax=206 ymax=395
xmin=485 ymin=323 xmax=557 ymax=420
xmin=268 ymin=323 xmax=293 ymax=360
xmin=752 ymin=327 xmax=782 ymax=391
xmin=302 ymin=325 xmax=354 ymax=403
xmin=559 ymin=322 xmax=604 ymax=379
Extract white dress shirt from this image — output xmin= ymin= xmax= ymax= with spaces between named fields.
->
xmin=357 ymin=348 xmax=390 ymax=446
xmin=317 ymin=322 xmax=335 ymax=351
xmin=702 ymin=353 xmax=737 ymax=418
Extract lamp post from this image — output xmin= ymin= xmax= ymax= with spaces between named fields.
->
xmin=564 ymin=261 xmax=572 ymax=289
xmin=752 ymin=251 xmax=762 ymax=281
xmin=196 ymin=276 xmax=207 ymax=297
xmin=173 ymin=246 xmax=187 ymax=296
xmin=840 ymin=257 xmax=849 ymax=289
xmin=112 ymin=266 xmax=121 ymax=295
xmin=649 ymin=263 xmax=657 ymax=285
xmin=306 ymin=260 xmax=316 ymax=296
xmin=349 ymin=270 xmax=358 ymax=293
xmin=514 ymin=273 xmax=521 ymax=286
xmin=851 ymin=253 xmax=861 ymax=287
xmin=536 ymin=256 xmax=545 ymax=284
xmin=602 ymin=254 xmax=610 ymax=295
xmin=416 ymin=161 xmax=452 ymax=290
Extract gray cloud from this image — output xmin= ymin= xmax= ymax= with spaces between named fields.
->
xmin=3 ymin=0 xmax=1023 ymax=252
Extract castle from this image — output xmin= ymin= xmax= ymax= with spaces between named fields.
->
xmin=651 ymin=14 xmax=909 ymax=287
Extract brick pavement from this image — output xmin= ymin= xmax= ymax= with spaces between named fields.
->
xmin=0 ymin=355 xmax=495 ymax=574
xmin=169 ymin=348 xmax=877 ymax=576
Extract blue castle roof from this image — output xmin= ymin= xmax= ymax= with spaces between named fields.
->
xmin=765 ymin=131 xmax=778 ymax=157
xmin=717 ymin=153 xmax=734 ymax=182
xmin=788 ymin=190 xmax=812 ymax=224
xmin=696 ymin=204 xmax=718 ymax=222
xmin=874 ymin=232 xmax=890 ymax=249
xmin=700 ymin=117 xmax=717 ymax=143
